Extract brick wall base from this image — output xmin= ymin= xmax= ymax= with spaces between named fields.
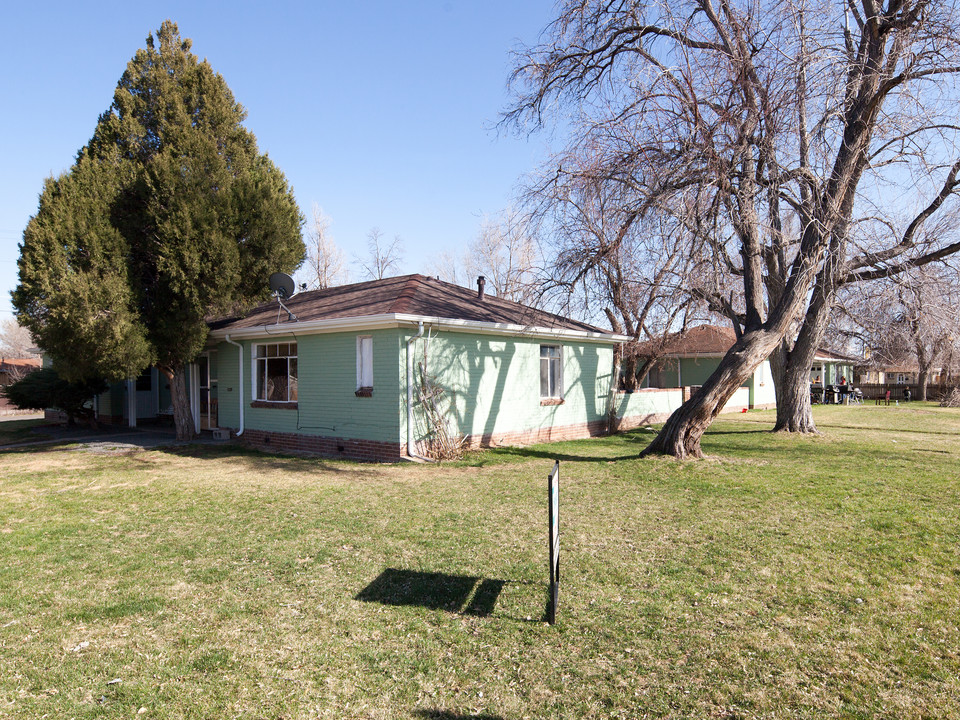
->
xmin=237 ymin=428 xmax=404 ymax=463
xmin=461 ymin=417 xmax=612 ymax=450
xmin=227 ymin=400 xmax=777 ymax=463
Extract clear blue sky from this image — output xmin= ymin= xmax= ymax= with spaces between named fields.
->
xmin=0 ymin=0 xmax=557 ymax=320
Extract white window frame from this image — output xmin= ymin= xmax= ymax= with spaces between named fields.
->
xmin=356 ymin=335 xmax=373 ymax=390
xmin=540 ymin=344 xmax=563 ymax=400
xmin=252 ymin=341 xmax=298 ymax=402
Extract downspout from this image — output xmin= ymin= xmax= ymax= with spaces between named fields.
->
xmin=224 ymin=335 xmax=244 ymax=436
xmin=406 ymin=322 xmax=429 ymax=461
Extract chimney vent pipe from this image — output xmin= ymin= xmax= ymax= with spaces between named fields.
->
xmin=477 ymin=276 xmax=486 ymax=300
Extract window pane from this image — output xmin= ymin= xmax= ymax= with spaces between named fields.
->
xmin=289 ymin=358 xmax=298 ymax=401
xmin=540 ymin=358 xmax=550 ymax=397
xmin=256 ymin=358 xmax=267 ymax=400
xmin=550 ymin=357 xmax=561 ymax=396
xmin=290 ymin=343 xmax=297 ymax=355
xmin=256 ymin=346 xmax=266 ymax=358
xmin=266 ymin=358 xmax=287 ymax=401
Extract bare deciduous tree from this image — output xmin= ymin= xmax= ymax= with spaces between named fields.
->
xmin=299 ymin=204 xmax=349 ymax=290
xmin=0 ymin=318 xmax=38 ymax=359
xmin=507 ymin=0 xmax=960 ymax=458
xmin=525 ymin=158 xmax=711 ymax=389
xmin=358 ymin=227 xmax=404 ymax=281
xmin=466 ymin=209 xmax=541 ymax=305
xmin=837 ymin=265 xmax=960 ymax=400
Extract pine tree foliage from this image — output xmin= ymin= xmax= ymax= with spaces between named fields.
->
xmin=14 ymin=21 xmax=305 ymax=439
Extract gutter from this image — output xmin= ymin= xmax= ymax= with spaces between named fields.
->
xmin=405 ymin=322 xmax=430 ymax=462
xmin=208 ymin=313 xmax=629 ymax=344
xmin=224 ymin=334 xmax=244 ymax=436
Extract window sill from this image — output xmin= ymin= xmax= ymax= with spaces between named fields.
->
xmin=355 ymin=387 xmax=373 ymax=398
xmin=540 ymin=398 xmax=564 ymax=406
xmin=250 ymin=401 xmax=298 ymax=410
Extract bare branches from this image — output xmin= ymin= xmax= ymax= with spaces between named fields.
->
xmin=358 ymin=228 xmax=404 ymax=281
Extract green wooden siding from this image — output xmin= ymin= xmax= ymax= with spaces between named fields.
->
xmin=401 ymin=330 xmax=615 ymax=443
xmin=213 ymin=329 xmax=403 ymax=443
xmin=211 ymin=327 xmax=616 ymax=445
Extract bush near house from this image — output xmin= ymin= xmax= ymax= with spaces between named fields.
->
xmin=1 ymin=367 xmax=107 ymax=425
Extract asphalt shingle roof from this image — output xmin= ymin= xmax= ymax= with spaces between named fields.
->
xmin=209 ymin=274 xmax=609 ymax=334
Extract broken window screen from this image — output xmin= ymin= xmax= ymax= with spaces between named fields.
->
xmin=255 ymin=343 xmax=298 ymax=402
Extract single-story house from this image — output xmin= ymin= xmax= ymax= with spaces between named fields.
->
xmin=634 ymin=325 xmax=777 ymax=410
xmin=809 ymin=348 xmax=856 ymax=387
xmin=91 ymin=274 xmax=644 ymax=461
xmin=854 ymin=364 xmax=948 ymax=386
xmin=633 ymin=324 xmax=858 ymax=409
xmin=205 ymin=274 xmax=635 ymax=460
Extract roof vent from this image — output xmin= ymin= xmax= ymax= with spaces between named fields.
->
xmin=477 ymin=275 xmax=486 ymax=301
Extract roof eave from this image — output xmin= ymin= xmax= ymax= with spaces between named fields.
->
xmin=208 ymin=313 xmax=628 ymax=344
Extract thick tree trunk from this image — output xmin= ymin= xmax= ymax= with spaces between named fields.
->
xmin=771 ymin=241 xmax=842 ymax=432
xmin=774 ymin=361 xmax=818 ymax=433
xmin=641 ymin=329 xmax=783 ymax=459
xmin=918 ymin=370 xmax=929 ymax=402
xmin=161 ymin=364 xmax=196 ymax=441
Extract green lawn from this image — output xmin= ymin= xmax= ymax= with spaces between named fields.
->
xmin=1 ymin=403 xmax=958 ymax=719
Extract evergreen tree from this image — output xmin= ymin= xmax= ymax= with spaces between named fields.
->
xmin=14 ymin=21 xmax=305 ymax=439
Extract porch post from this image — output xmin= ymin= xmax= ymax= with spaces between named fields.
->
xmin=189 ymin=363 xmax=201 ymax=434
xmin=126 ymin=378 xmax=136 ymax=428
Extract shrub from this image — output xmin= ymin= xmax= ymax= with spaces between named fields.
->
xmin=2 ymin=368 xmax=108 ymax=425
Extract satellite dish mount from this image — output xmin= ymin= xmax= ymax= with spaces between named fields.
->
xmin=268 ymin=273 xmax=298 ymax=322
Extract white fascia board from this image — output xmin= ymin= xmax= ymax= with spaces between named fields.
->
xmin=208 ymin=313 xmax=629 ymax=344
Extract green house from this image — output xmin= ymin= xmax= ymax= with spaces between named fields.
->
xmin=200 ymin=274 xmax=628 ymax=461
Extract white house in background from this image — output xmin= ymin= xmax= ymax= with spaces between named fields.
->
xmin=633 ymin=325 xmax=777 ymax=410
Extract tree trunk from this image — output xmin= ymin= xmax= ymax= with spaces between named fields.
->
xmin=161 ymin=364 xmax=196 ymax=441
xmin=770 ymin=245 xmax=841 ymax=433
xmin=641 ymin=329 xmax=782 ymax=459
xmin=770 ymin=331 xmax=822 ymax=433
xmin=773 ymin=361 xmax=818 ymax=432
xmin=918 ymin=370 xmax=929 ymax=402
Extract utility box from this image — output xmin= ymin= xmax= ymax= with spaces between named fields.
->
xmin=212 ymin=428 xmax=230 ymax=441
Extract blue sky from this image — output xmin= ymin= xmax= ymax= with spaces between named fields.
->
xmin=0 ymin=0 xmax=557 ymax=320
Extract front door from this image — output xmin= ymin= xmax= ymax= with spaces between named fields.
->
xmin=135 ymin=368 xmax=158 ymax=420
xmin=198 ymin=354 xmax=218 ymax=430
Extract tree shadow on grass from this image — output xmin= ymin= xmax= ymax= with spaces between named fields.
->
xmin=356 ymin=569 xmax=506 ymax=617
xmin=414 ymin=711 xmax=504 ymax=720
xmin=483 ymin=445 xmax=641 ymax=464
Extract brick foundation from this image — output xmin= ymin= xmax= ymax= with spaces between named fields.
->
xmin=461 ymin=417 xmax=613 ymax=450
xmin=237 ymin=428 xmax=404 ymax=463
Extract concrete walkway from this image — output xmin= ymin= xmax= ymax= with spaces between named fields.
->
xmin=1 ymin=421 xmax=224 ymax=453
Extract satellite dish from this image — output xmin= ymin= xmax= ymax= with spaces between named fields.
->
xmin=269 ymin=272 xmax=296 ymax=299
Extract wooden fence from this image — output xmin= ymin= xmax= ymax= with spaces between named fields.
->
xmin=854 ymin=383 xmax=958 ymax=402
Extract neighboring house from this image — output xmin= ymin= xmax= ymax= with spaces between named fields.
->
xmin=854 ymin=364 xmax=948 ymax=385
xmin=808 ymin=348 xmax=857 ymax=387
xmin=0 ymin=357 xmax=41 ymax=386
xmin=634 ymin=325 xmax=777 ymax=410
